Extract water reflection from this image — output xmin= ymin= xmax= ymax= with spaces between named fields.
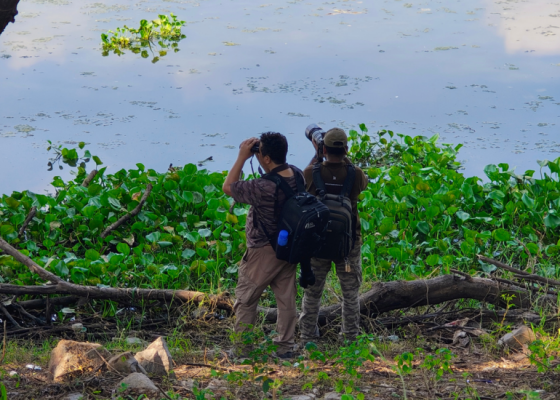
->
xmin=486 ymin=0 xmax=560 ymax=55
xmin=0 ymin=0 xmax=20 ymax=36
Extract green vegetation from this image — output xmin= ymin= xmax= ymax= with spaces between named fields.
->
xmin=101 ymin=14 xmax=187 ymax=63
xmin=2 ymin=125 xmax=559 ymax=299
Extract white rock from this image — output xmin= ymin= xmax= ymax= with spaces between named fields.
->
xmin=134 ymin=337 xmax=174 ymax=377
xmin=323 ymin=393 xmax=342 ymax=400
xmin=71 ymin=323 xmax=84 ymax=333
xmin=118 ymin=372 xmax=159 ymax=396
xmin=48 ymin=340 xmax=111 ymax=382
xmin=8 ymin=371 xmax=18 ymax=377
xmin=61 ymin=393 xmax=84 ymax=400
xmin=288 ymin=395 xmax=314 ymax=400
xmin=498 ymin=325 xmax=536 ymax=350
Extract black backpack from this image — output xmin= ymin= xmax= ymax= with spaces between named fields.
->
xmin=312 ymin=163 xmax=356 ymax=260
xmin=256 ymin=166 xmax=330 ymax=264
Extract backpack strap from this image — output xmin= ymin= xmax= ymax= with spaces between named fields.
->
xmin=340 ymin=164 xmax=356 ymax=198
xmin=312 ymin=163 xmax=327 ymax=197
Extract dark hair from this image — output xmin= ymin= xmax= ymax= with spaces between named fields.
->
xmin=259 ymin=132 xmax=288 ymax=164
xmin=324 ymin=145 xmax=346 ymax=156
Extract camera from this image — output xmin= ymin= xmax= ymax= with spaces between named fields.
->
xmin=305 ymin=123 xmax=325 ymax=159
xmin=251 ymin=142 xmax=260 ymax=153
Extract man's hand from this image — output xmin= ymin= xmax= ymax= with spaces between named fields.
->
xmin=238 ymin=138 xmax=259 ymax=161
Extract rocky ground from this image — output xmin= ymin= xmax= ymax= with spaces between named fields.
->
xmin=1 ymin=318 xmax=559 ymax=400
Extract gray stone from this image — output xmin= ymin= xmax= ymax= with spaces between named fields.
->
xmin=48 ymin=340 xmax=111 ymax=382
xmin=181 ymin=379 xmax=196 ymax=390
xmin=288 ymin=395 xmax=314 ymax=400
xmin=205 ymin=378 xmax=227 ymax=392
xmin=61 ymin=393 xmax=84 ymax=400
xmin=126 ymin=337 xmax=148 ymax=346
xmin=323 ymin=393 xmax=342 ymax=400
xmin=498 ymin=325 xmax=536 ymax=350
xmin=108 ymin=351 xmax=146 ymax=374
xmin=118 ymin=372 xmax=159 ymax=397
xmin=134 ymin=337 xmax=174 ymax=377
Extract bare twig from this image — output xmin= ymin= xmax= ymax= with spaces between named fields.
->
xmin=18 ymin=206 xmax=36 ymax=237
xmin=513 ymin=273 xmax=560 ymax=287
xmin=100 ymin=183 xmax=152 ymax=239
xmin=477 ymin=255 xmax=529 ymax=275
xmin=0 ymin=302 xmax=21 ymax=329
xmin=10 ymin=302 xmax=46 ymax=325
xmin=81 ymin=169 xmax=98 ymax=187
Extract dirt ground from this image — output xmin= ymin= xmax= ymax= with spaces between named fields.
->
xmin=1 ymin=317 xmax=559 ymax=400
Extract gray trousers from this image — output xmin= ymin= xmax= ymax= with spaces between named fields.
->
xmin=299 ymin=242 xmax=363 ymax=342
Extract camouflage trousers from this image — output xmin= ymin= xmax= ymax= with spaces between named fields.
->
xmin=299 ymin=241 xmax=363 ymax=343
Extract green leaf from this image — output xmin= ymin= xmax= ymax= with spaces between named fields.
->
xmin=426 ymin=206 xmax=440 ymax=219
xmin=108 ymin=197 xmax=121 ymax=210
xmin=488 ymin=190 xmax=505 ymax=201
xmin=521 ymin=193 xmax=535 ymax=210
xmin=54 ymin=261 xmax=69 ymax=276
xmin=198 ymin=228 xmax=212 ymax=238
xmin=81 ymin=205 xmax=98 ymax=218
xmin=85 ymin=249 xmax=100 ymax=261
xmin=182 ymin=191 xmax=194 ymax=203
xmin=186 ymin=232 xmax=200 ymax=243
xmin=416 ymin=221 xmax=430 ymax=235
xmin=0 ymin=224 xmax=15 ymax=237
xmin=4 ymin=197 xmax=20 ymax=209
xmin=455 ymin=211 xmax=470 ymax=222
xmin=461 ymin=182 xmax=474 ymax=201
xmin=116 ymin=243 xmax=130 ymax=256
xmin=544 ymin=213 xmax=560 ymax=229
xmin=492 ymin=228 xmax=511 ymax=242
xmin=146 ymin=232 xmax=161 ymax=243
xmin=92 ymin=155 xmax=103 ymax=165
xmin=79 ymin=142 xmax=85 ymax=149
xmin=181 ymin=249 xmax=195 ymax=259
xmin=88 ymin=184 xmax=103 ymax=196
xmin=196 ymin=248 xmax=209 ymax=258
xmin=426 ymin=254 xmax=440 ymax=266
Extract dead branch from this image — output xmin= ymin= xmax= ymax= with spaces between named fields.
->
xmin=513 ymin=273 xmax=560 ymax=287
xmin=9 ymin=302 xmax=45 ymax=325
xmin=477 ymin=255 xmax=529 ymax=275
xmin=18 ymin=206 xmax=36 ymax=237
xmin=100 ymin=183 xmax=152 ymax=239
xmin=0 ymin=301 xmax=21 ymax=328
xmin=81 ymin=169 xmax=98 ymax=187
xmin=16 ymin=296 xmax=79 ymax=310
xmin=0 ymin=236 xmax=233 ymax=312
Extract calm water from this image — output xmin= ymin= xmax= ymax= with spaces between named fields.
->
xmin=1 ymin=0 xmax=559 ymax=193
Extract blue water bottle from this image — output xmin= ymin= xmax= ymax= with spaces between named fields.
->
xmin=277 ymin=230 xmax=289 ymax=246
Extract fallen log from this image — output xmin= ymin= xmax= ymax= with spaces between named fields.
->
xmin=0 ymin=236 xmax=233 ymax=313
xmin=259 ymin=273 xmax=555 ymax=325
xmin=1 ymin=235 xmax=556 ymax=329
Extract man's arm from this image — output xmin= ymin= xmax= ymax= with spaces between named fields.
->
xmin=222 ymin=138 xmax=259 ymax=196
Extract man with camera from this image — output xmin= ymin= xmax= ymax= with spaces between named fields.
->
xmin=299 ymin=126 xmax=368 ymax=345
xmin=222 ymin=132 xmax=301 ymax=359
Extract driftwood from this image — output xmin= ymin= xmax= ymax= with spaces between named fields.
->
xmin=81 ymin=169 xmax=98 ymax=187
xmin=0 ymin=236 xmax=233 ymax=312
xmin=99 ymin=183 xmax=152 ymax=239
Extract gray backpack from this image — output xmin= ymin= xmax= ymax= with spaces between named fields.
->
xmin=312 ymin=163 xmax=356 ymax=260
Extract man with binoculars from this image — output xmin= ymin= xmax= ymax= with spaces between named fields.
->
xmin=299 ymin=125 xmax=368 ymax=345
xmin=223 ymin=132 xmax=301 ymax=359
